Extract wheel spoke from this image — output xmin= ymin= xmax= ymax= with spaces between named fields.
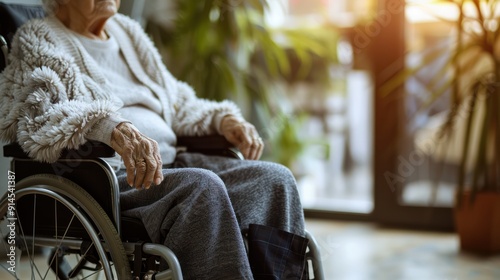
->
xmin=80 ymin=261 xmax=115 ymax=280
xmin=4 ymin=177 xmax=131 ymax=280
xmin=43 ymin=213 xmax=76 ymax=279
xmin=54 ymin=200 xmax=58 ymax=279
xmin=31 ymin=195 xmax=37 ymax=279
xmin=79 ymin=233 xmax=109 ymax=279
xmin=14 ymin=207 xmax=43 ymax=279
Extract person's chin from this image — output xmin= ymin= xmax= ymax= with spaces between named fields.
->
xmin=99 ymin=6 xmax=118 ymax=17
xmin=98 ymin=1 xmax=118 ymax=12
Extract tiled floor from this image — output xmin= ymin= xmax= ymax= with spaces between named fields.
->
xmin=305 ymin=219 xmax=500 ymax=280
xmin=1 ymin=219 xmax=499 ymax=279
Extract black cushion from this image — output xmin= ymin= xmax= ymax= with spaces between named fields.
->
xmin=0 ymin=3 xmax=45 ymax=46
xmin=121 ymin=216 xmax=151 ymax=242
xmin=0 ymin=3 xmax=45 ymax=70
xmin=3 ymin=141 xmax=115 ymax=159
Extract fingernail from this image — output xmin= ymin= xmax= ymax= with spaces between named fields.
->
xmin=155 ymin=178 xmax=162 ymax=185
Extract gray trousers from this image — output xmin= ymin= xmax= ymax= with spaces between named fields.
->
xmin=118 ymin=152 xmax=305 ymax=280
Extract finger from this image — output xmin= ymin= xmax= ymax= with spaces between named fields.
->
xmin=256 ymin=138 xmax=264 ymax=160
xmin=139 ymin=141 xmax=156 ymax=189
xmin=143 ymin=157 xmax=157 ymax=190
xmin=121 ymin=147 xmax=136 ymax=187
xmin=249 ymin=136 xmax=264 ymax=160
xmin=143 ymin=137 xmax=163 ymax=186
xmin=134 ymin=159 xmax=147 ymax=189
xmin=111 ymin=129 xmax=136 ymax=186
xmin=239 ymin=141 xmax=252 ymax=160
xmin=152 ymin=142 xmax=163 ymax=185
xmin=243 ymin=127 xmax=258 ymax=159
xmin=253 ymin=143 xmax=262 ymax=160
xmin=133 ymin=140 xmax=147 ymax=189
xmin=248 ymin=140 xmax=259 ymax=160
xmin=123 ymin=155 xmax=136 ymax=187
xmin=229 ymin=126 xmax=250 ymax=147
xmin=154 ymin=154 xmax=163 ymax=186
xmin=245 ymin=126 xmax=260 ymax=160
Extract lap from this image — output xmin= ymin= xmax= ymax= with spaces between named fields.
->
xmin=118 ymin=166 xmax=226 ymax=210
xmin=117 ymin=152 xmax=297 ymax=211
xmin=173 ymin=153 xmax=304 ymax=234
xmin=117 ymin=152 xmax=293 ymax=191
xmin=173 ymin=152 xmax=295 ymax=185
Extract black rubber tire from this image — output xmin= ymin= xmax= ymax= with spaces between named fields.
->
xmin=3 ymin=174 xmax=131 ymax=280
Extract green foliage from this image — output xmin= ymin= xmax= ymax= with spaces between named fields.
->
xmin=385 ymin=0 xmax=500 ymax=201
xmin=266 ymin=113 xmax=307 ymax=168
xmin=146 ymin=0 xmax=338 ymax=167
xmin=147 ymin=0 xmax=283 ymax=103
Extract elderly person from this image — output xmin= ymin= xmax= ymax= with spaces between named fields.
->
xmin=0 ymin=0 xmax=308 ymax=279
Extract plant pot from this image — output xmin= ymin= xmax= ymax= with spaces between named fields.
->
xmin=454 ymin=191 xmax=500 ymax=255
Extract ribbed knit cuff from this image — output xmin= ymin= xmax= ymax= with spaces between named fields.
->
xmin=86 ymin=115 xmax=130 ymax=147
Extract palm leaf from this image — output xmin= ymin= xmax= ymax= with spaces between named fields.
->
xmin=379 ymin=43 xmax=450 ymax=96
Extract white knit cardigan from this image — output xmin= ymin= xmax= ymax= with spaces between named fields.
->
xmin=0 ymin=14 xmax=243 ymax=163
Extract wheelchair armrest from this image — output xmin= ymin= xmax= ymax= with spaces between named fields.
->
xmin=177 ymin=135 xmax=233 ymax=150
xmin=3 ymin=140 xmax=116 ymax=159
xmin=177 ymin=135 xmax=243 ymax=159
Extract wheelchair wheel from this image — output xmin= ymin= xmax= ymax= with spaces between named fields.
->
xmin=0 ymin=174 xmax=131 ymax=279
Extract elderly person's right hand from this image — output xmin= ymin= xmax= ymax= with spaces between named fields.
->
xmin=220 ymin=115 xmax=264 ymax=160
xmin=110 ymin=123 xmax=163 ymax=189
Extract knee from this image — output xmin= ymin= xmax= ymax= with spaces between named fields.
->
xmin=179 ymin=168 xmax=228 ymax=196
xmin=270 ymin=162 xmax=296 ymax=183
xmin=249 ymin=162 xmax=298 ymax=192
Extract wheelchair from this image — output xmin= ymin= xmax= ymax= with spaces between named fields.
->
xmin=0 ymin=2 xmax=325 ymax=280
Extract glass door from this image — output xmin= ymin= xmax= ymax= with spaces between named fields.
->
xmin=266 ymin=0 xmax=376 ymax=217
xmin=268 ymin=0 xmax=458 ymax=228
xmin=372 ymin=0 xmax=460 ymax=230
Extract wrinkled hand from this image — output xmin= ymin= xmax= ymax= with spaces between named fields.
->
xmin=220 ymin=115 xmax=264 ymax=160
xmin=110 ymin=122 xmax=163 ymax=189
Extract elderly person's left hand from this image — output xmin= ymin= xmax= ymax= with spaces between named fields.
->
xmin=220 ymin=115 xmax=264 ymax=160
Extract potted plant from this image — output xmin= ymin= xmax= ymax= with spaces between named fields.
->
xmin=384 ymin=0 xmax=500 ymax=254
xmin=443 ymin=0 xmax=500 ymax=255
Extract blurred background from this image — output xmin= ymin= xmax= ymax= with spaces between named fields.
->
xmin=136 ymin=5 xmax=500 ymax=278
xmin=143 ymin=0 xmax=376 ymax=217
xmin=1 ymin=0 xmax=499 ymax=279
xmin=0 ymin=0 xmax=496 ymax=229
xmin=131 ymin=0 xmax=477 ymax=226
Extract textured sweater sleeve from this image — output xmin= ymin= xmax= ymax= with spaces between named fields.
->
xmin=113 ymin=15 xmax=245 ymax=137
xmin=0 ymin=19 xmax=121 ymax=162
xmin=170 ymin=80 xmax=245 ymax=136
xmin=85 ymin=116 xmax=130 ymax=147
